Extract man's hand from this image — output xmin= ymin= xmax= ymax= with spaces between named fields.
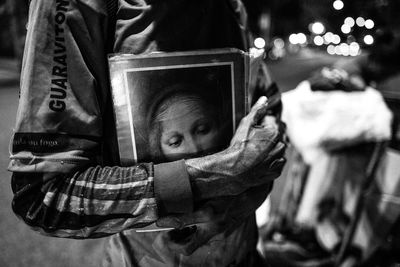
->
xmin=157 ymin=184 xmax=273 ymax=255
xmin=186 ymin=96 xmax=286 ymax=202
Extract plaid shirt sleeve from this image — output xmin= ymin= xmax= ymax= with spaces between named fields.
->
xmin=11 ymin=160 xmax=192 ymax=238
xmin=11 ymin=165 xmax=158 ymax=238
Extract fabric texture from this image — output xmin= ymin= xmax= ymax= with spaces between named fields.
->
xmin=282 ymin=81 xmax=393 ymax=164
xmin=154 ymin=160 xmax=193 ymax=215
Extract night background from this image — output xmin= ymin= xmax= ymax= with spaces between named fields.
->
xmin=0 ymin=0 xmax=399 ymax=266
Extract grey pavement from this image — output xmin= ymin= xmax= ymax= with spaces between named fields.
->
xmin=0 ymin=57 xmax=20 ymax=87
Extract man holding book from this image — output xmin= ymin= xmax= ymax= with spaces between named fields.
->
xmin=9 ymin=0 xmax=285 ymax=266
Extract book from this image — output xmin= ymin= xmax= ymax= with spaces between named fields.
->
xmin=108 ymin=48 xmax=255 ymax=166
xmin=108 ymin=48 xmax=262 ymax=231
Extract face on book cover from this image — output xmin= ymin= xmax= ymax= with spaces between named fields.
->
xmin=149 ymin=85 xmax=222 ymax=162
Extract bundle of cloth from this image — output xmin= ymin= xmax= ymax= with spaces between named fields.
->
xmin=261 ymin=67 xmax=399 ymax=267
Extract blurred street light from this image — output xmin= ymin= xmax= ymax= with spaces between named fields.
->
xmin=365 ymin=19 xmax=375 ymax=29
xmin=273 ymin=38 xmax=285 ymax=49
xmin=254 ymin=37 xmax=266 ymax=49
xmin=311 ymin=22 xmax=325 ymax=34
xmin=340 ymin=43 xmax=350 ymax=56
xmin=289 ymin=33 xmax=307 ymax=45
xmin=334 ymin=45 xmax=342 ymax=55
xmin=344 ymin=17 xmax=355 ymax=27
xmin=289 ymin=33 xmax=298 ymax=44
xmin=364 ymin=34 xmax=374 ymax=45
xmin=356 ymin=17 xmax=365 ymax=27
xmin=327 ymin=45 xmax=335 ymax=55
xmin=332 ymin=34 xmax=341 ymax=44
xmin=333 ymin=0 xmax=344 ymax=10
xmin=323 ymin=32 xmax=334 ymax=43
xmin=341 ymin=24 xmax=351 ymax=34
xmin=349 ymin=42 xmax=360 ymax=56
xmin=313 ymin=35 xmax=324 ymax=46
xmin=297 ymin=33 xmax=307 ymax=44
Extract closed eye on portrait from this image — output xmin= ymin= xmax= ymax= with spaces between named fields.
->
xmin=166 ymin=134 xmax=183 ymax=147
xmin=192 ymin=119 xmax=213 ymax=136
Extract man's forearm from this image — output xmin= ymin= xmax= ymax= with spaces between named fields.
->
xmin=12 ymin=164 xmax=159 ymax=238
xmin=185 ymin=142 xmax=285 ymax=204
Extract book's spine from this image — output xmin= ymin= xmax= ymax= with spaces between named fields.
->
xmin=244 ymin=52 xmax=250 ymax=115
xmin=108 ymin=57 xmax=137 ymax=166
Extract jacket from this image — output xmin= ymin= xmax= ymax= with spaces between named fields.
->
xmin=9 ymin=0 xmax=271 ymax=266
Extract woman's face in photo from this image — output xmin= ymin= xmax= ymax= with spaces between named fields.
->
xmin=158 ymin=97 xmax=220 ymax=161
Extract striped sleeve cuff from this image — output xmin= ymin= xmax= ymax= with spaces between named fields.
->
xmin=154 ymin=160 xmax=193 ymax=216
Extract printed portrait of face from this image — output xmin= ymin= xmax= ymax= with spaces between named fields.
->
xmin=148 ymin=84 xmax=224 ymax=162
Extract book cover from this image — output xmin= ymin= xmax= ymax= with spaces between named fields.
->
xmin=109 ymin=48 xmax=250 ymax=166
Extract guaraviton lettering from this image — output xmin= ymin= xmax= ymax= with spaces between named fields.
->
xmin=49 ymin=0 xmax=69 ymax=112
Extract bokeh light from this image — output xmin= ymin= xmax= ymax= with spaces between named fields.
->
xmin=313 ymin=36 xmax=324 ymax=46
xmin=311 ymin=22 xmax=326 ymax=35
xmin=356 ymin=17 xmax=365 ymax=27
xmin=332 ymin=34 xmax=341 ymax=44
xmin=341 ymin=24 xmax=351 ymax=34
xmin=340 ymin=43 xmax=350 ymax=56
xmin=365 ymin=19 xmax=375 ymax=29
xmin=323 ymin=32 xmax=334 ymax=44
xmin=333 ymin=0 xmax=344 ymax=10
xmin=273 ymin=38 xmax=285 ymax=49
xmin=334 ymin=45 xmax=342 ymax=55
xmin=254 ymin=37 xmax=266 ymax=49
xmin=349 ymin=42 xmax=360 ymax=56
xmin=327 ymin=45 xmax=335 ymax=55
xmin=289 ymin=33 xmax=307 ymax=45
xmin=297 ymin=33 xmax=307 ymax=44
xmin=344 ymin=17 xmax=355 ymax=27
xmin=364 ymin=35 xmax=374 ymax=45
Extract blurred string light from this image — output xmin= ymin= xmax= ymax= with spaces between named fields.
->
xmin=356 ymin=17 xmax=365 ymax=27
xmin=313 ymin=36 xmax=324 ymax=46
xmin=334 ymin=45 xmax=342 ymax=55
xmin=349 ymin=42 xmax=360 ymax=56
xmin=344 ymin=17 xmax=355 ymax=27
xmin=273 ymin=38 xmax=285 ymax=49
xmin=289 ymin=34 xmax=297 ymax=44
xmin=365 ymin=19 xmax=375 ymax=29
xmin=333 ymin=0 xmax=344 ymax=10
xmin=340 ymin=43 xmax=350 ymax=56
xmin=311 ymin=22 xmax=326 ymax=34
xmin=341 ymin=24 xmax=351 ymax=34
xmin=364 ymin=35 xmax=374 ymax=45
xmin=289 ymin=33 xmax=307 ymax=45
xmin=332 ymin=34 xmax=341 ymax=44
xmin=327 ymin=45 xmax=335 ymax=55
xmin=328 ymin=43 xmax=361 ymax=57
xmin=323 ymin=32 xmax=334 ymax=44
xmin=254 ymin=37 xmax=266 ymax=49
xmin=270 ymin=38 xmax=286 ymax=59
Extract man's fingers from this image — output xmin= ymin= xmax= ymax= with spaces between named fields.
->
xmin=252 ymin=96 xmax=268 ymax=111
xmin=266 ymin=141 xmax=286 ymax=160
xmin=249 ymin=96 xmax=269 ymax=125
xmin=253 ymin=105 xmax=271 ymax=126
